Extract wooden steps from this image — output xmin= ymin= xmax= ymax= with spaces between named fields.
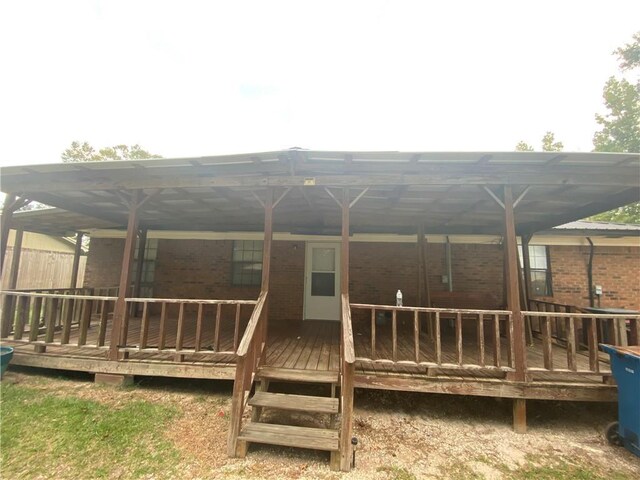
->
xmin=256 ymin=367 xmax=340 ymax=384
xmin=238 ymin=422 xmax=339 ymax=451
xmin=256 ymin=366 xmax=339 ymax=384
xmin=234 ymin=366 xmax=343 ymax=470
xmin=249 ymin=391 xmax=339 ymax=414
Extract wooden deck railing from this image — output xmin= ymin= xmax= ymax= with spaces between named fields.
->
xmin=227 ymin=290 xmax=268 ymax=457
xmin=349 ymin=303 xmax=515 ymax=372
xmin=0 ymin=290 xmax=117 ymax=349
xmin=339 ymin=293 xmax=356 ymax=471
xmin=523 ymin=310 xmax=640 ymax=374
xmin=121 ymin=297 xmax=258 ymax=358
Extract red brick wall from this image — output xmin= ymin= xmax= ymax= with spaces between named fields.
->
xmin=83 ymin=238 xmax=639 ymax=321
xmin=538 ymin=245 xmax=640 ymax=310
xmin=83 ymin=238 xmax=124 ymax=288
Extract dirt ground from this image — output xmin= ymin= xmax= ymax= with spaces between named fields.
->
xmin=2 ymin=367 xmax=639 ymax=479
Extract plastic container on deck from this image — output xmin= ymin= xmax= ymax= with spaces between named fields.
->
xmin=601 ymin=344 xmax=640 ymax=457
xmin=0 ymin=346 xmax=14 ymax=379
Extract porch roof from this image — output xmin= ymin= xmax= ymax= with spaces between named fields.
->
xmin=3 ymin=150 xmax=639 ymax=236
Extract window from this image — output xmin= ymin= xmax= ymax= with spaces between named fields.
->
xmin=518 ymin=245 xmax=552 ymax=296
xmin=133 ymin=238 xmax=158 ymax=298
xmin=232 ymin=240 xmax=263 ymax=286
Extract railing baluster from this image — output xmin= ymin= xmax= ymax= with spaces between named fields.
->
xmin=391 ymin=309 xmax=397 ymax=362
xmin=455 ymin=312 xmax=462 ymax=366
xmin=1 ymin=295 xmax=16 ymax=338
xmin=233 ymin=303 xmax=241 ymax=350
xmin=566 ymin=316 xmax=577 ymax=371
xmin=477 ymin=313 xmax=485 ymax=367
xmin=175 ymin=303 xmax=185 ymax=353
xmin=413 ymin=310 xmax=420 ymax=364
xmin=214 ymin=303 xmax=222 ymax=352
xmin=493 ymin=313 xmax=500 ymax=368
xmin=508 ymin=314 xmax=515 ymax=369
xmin=542 ymin=315 xmax=553 ymax=370
xmin=158 ymin=302 xmax=167 ymax=350
xmin=139 ymin=302 xmax=149 ymax=349
xmin=121 ymin=304 xmax=131 ymax=348
xmin=61 ymin=297 xmax=72 ymax=344
xmin=29 ymin=296 xmax=43 ymax=342
xmin=97 ymin=300 xmax=108 ymax=347
xmin=45 ymin=298 xmax=58 ymax=343
xmin=587 ymin=317 xmax=599 ymax=372
xmin=194 ymin=303 xmax=204 ymax=352
xmin=14 ymin=296 xmax=28 ymax=340
xmin=78 ymin=299 xmax=93 ymax=346
xmin=435 ymin=311 xmax=441 ymax=365
xmin=370 ymin=308 xmax=376 ymax=360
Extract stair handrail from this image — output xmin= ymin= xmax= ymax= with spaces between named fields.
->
xmin=227 ymin=289 xmax=268 ymax=456
xmin=339 ymin=293 xmax=355 ymax=471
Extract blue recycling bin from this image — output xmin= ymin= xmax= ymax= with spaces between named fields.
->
xmin=601 ymin=344 xmax=640 ymax=457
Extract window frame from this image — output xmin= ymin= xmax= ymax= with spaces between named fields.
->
xmin=231 ymin=240 xmax=264 ymax=287
xmin=518 ymin=244 xmax=553 ymax=297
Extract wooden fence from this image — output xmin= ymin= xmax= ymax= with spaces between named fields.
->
xmin=2 ymin=248 xmax=86 ymax=290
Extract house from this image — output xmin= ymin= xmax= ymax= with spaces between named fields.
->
xmin=2 ymin=226 xmax=87 ymax=291
xmin=1 ymin=150 xmax=639 ymax=471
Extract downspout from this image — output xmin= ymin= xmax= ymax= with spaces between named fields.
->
xmin=586 ymin=237 xmax=594 ymax=308
xmin=445 ymin=236 xmax=453 ymax=292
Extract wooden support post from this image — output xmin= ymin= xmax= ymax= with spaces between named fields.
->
xmin=259 ymin=189 xmax=274 ymax=363
xmin=69 ymin=232 xmax=84 ymax=288
xmin=7 ymin=227 xmax=23 ymax=289
xmin=513 ymin=398 xmax=527 ymax=434
xmin=341 ymin=188 xmax=349 ymax=296
xmin=521 ymin=234 xmax=533 ymax=308
xmin=109 ymin=191 xmax=141 ymax=361
xmin=504 ymin=185 xmax=527 ymax=432
xmin=0 ymin=194 xmax=17 ymax=274
xmin=261 ymin=191 xmax=274 ymax=291
xmin=95 ymin=373 xmax=134 ymax=387
xmin=132 ymin=228 xmax=147 ymax=299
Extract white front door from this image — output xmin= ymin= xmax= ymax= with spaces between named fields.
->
xmin=304 ymin=242 xmax=341 ymax=321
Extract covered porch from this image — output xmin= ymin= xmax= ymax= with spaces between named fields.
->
xmin=1 ymin=149 xmax=639 ymax=470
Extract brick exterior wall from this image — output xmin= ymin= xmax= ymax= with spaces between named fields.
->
xmin=539 ymin=245 xmax=640 ymax=310
xmin=84 ymin=238 xmax=640 ymax=324
xmin=83 ymin=238 xmax=125 ymax=288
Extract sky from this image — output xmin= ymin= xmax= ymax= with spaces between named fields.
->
xmin=0 ymin=0 xmax=638 ymax=167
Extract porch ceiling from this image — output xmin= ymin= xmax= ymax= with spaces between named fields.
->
xmin=3 ymin=150 xmax=639 ymax=236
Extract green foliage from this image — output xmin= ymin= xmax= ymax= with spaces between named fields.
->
xmin=589 ymin=202 xmax=640 ymax=223
xmin=592 ymin=77 xmax=640 ymax=153
xmin=541 ymin=131 xmax=563 ymax=152
xmin=61 ymin=141 xmax=162 ymax=163
xmin=0 ymin=384 xmax=179 ymax=479
xmin=515 ymin=132 xmax=563 ymax=152
xmin=615 ymin=31 xmax=640 ymax=71
xmin=589 ymin=32 xmax=640 ymax=224
xmin=515 ymin=141 xmax=534 ymax=151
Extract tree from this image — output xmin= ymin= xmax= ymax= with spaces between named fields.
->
xmin=515 ymin=132 xmax=563 ymax=152
xmin=515 ymin=141 xmax=534 ymax=152
xmin=592 ymin=77 xmax=640 ymax=152
xmin=615 ymin=31 xmax=640 ymax=71
xmin=61 ymin=141 xmax=162 ymax=163
xmin=590 ymin=32 xmax=640 ymax=223
xmin=541 ymin=131 xmax=563 ymax=152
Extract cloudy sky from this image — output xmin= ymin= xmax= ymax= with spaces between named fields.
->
xmin=0 ymin=1 xmax=638 ymax=166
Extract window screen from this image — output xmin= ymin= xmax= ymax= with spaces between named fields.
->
xmin=232 ymin=240 xmax=263 ymax=286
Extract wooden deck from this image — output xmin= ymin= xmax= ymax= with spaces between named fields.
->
xmin=5 ymin=317 xmax=616 ymax=401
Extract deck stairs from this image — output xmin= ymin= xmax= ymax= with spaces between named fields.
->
xmin=237 ymin=366 xmax=343 ymax=470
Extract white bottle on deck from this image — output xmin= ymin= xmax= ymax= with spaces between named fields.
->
xmin=396 ymin=289 xmax=403 ymax=307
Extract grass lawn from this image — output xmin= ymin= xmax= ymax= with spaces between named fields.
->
xmin=1 ymin=367 xmax=639 ymax=479
xmin=1 ymin=382 xmax=179 ymax=479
